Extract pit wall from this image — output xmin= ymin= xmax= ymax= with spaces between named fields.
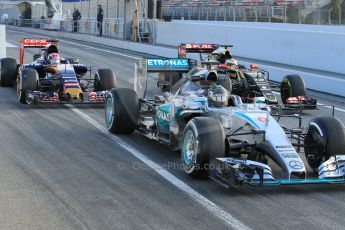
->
xmin=156 ymin=21 xmax=345 ymax=75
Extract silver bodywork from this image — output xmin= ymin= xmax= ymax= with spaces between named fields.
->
xmin=170 ymin=90 xmax=306 ymax=179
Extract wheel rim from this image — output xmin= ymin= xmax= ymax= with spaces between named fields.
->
xmin=105 ymin=96 xmax=114 ymax=126
xmin=16 ymin=82 xmax=22 ymax=101
xmin=182 ymin=129 xmax=197 ymax=173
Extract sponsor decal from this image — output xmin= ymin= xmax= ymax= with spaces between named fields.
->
xmin=281 ymin=153 xmax=299 ymax=159
xmin=64 ymin=83 xmax=79 ymax=87
xmin=225 ymin=158 xmax=247 ymax=164
xmin=62 ymin=74 xmax=77 ymax=79
xmin=289 ymin=160 xmax=304 ymax=169
xmin=22 ymin=39 xmax=48 ymax=45
xmin=276 ymin=145 xmax=293 ymax=149
xmin=24 ymin=64 xmax=43 ymax=68
xmin=63 ymin=80 xmax=78 ymax=83
xmin=185 ymin=43 xmax=215 ymax=50
xmin=147 ymin=58 xmax=190 ymax=70
xmin=157 ymin=110 xmax=170 ymax=121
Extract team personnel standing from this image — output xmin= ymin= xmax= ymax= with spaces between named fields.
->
xmin=72 ymin=8 xmax=81 ymax=33
xmin=97 ymin=5 xmax=104 ymax=37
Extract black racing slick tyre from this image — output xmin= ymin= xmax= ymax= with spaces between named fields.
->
xmin=0 ymin=58 xmax=17 ymax=87
xmin=94 ymin=69 xmax=117 ymax=91
xmin=17 ymin=69 xmax=39 ymax=104
xmin=181 ymin=117 xmax=225 ymax=178
xmin=33 ymin=54 xmax=41 ymax=61
xmin=105 ymin=88 xmax=139 ymax=134
xmin=304 ymin=116 xmax=345 ymax=171
xmin=280 ymin=75 xmax=306 ymax=103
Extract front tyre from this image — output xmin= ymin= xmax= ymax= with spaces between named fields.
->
xmin=17 ymin=69 xmax=39 ymax=104
xmin=280 ymin=75 xmax=306 ymax=103
xmin=105 ymin=88 xmax=139 ymax=134
xmin=304 ymin=116 xmax=345 ymax=171
xmin=181 ymin=117 xmax=225 ymax=178
xmin=94 ymin=69 xmax=117 ymax=91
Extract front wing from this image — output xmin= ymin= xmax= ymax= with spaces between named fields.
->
xmin=209 ymin=156 xmax=345 ymax=188
xmin=25 ymin=90 xmax=107 ymax=104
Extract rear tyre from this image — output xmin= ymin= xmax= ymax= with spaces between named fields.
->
xmin=0 ymin=58 xmax=17 ymax=87
xmin=181 ymin=117 xmax=225 ymax=178
xmin=33 ymin=54 xmax=41 ymax=61
xmin=105 ymin=88 xmax=139 ymax=134
xmin=304 ymin=116 xmax=345 ymax=171
xmin=94 ymin=69 xmax=117 ymax=91
xmin=17 ymin=69 xmax=39 ymax=104
xmin=280 ymin=75 xmax=306 ymax=103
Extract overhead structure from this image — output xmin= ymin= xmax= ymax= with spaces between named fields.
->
xmin=133 ymin=0 xmax=138 ymax=42
xmin=43 ymin=0 xmax=63 ymax=29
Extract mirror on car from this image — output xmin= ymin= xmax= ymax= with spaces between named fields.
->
xmin=154 ymin=95 xmax=166 ymax=104
xmin=163 ymin=92 xmax=173 ymax=100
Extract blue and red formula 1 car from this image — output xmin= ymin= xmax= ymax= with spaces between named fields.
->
xmin=0 ymin=38 xmax=116 ymax=104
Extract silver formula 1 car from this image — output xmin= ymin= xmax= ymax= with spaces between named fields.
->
xmin=105 ymin=58 xmax=345 ymax=188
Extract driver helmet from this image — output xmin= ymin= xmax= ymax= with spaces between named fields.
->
xmin=207 ymin=84 xmax=231 ymax=107
xmin=226 ymin=58 xmax=238 ymax=67
xmin=47 ymin=53 xmax=60 ymax=65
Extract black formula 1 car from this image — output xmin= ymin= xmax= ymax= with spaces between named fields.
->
xmin=176 ymin=43 xmax=317 ymax=109
xmin=0 ymin=38 xmax=116 ymax=104
xmin=105 ymin=57 xmax=345 ymax=188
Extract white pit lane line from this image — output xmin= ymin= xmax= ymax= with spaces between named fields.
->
xmin=7 ymin=29 xmax=140 ymax=60
xmin=272 ymin=91 xmax=345 ymax=113
xmin=66 ymin=104 xmax=250 ymax=230
xmin=6 ymin=42 xmax=16 ymax=47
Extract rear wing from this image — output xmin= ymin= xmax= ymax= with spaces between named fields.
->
xmin=146 ymin=58 xmax=192 ymax=72
xmin=178 ymin=43 xmax=218 ymax=58
xmin=19 ymin=38 xmax=59 ymax=64
xmin=134 ymin=58 xmax=194 ymax=99
xmin=20 ymin=38 xmax=58 ymax=48
xmin=177 ymin=43 xmax=233 ymax=58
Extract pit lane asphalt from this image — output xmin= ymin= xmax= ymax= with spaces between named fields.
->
xmin=2 ymin=29 xmax=345 ymax=230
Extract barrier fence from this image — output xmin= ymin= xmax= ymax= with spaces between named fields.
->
xmin=162 ymin=5 xmax=344 ymax=25
xmin=1 ymin=18 xmax=125 ymax=40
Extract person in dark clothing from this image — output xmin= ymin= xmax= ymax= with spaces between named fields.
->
xmin=72 ymin=8 xmax=81 ymax=33
xmin=97 ymin=5 xmax=104 ymax=37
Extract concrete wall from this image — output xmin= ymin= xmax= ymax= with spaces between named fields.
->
xmin=155 ymin=21 xmax=345 ymax=75
xmin=0 ymin=25 xmax=5 ymax=59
